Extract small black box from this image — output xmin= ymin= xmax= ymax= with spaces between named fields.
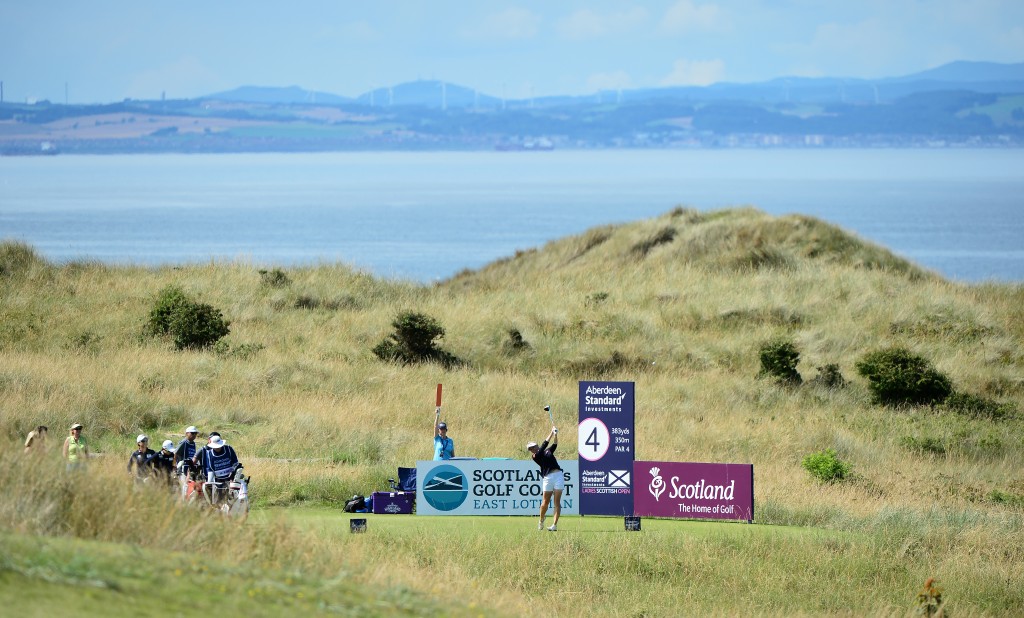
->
xmin=350 ymin=518 xmax=367 ymax=533
xmin=624 ymin=516 xmax=642 ymax=531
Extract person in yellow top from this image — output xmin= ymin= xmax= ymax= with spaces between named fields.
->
xmin=62 ymin=423 xmax=89 ymax=469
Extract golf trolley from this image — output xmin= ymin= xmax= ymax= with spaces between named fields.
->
xmin=179 ymin=460 xmax=249 ymax=519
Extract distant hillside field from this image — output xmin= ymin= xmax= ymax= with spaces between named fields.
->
xmin=3 ymin=61 xmax=1023 ymax=153
xmin=1 ymin=208 xmax=1022 ymax=616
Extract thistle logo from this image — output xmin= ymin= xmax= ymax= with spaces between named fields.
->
xmin=648 ymin=466 xmax=666 ymax=502
xmin=423 ymin=465 xmax=468 ymax=511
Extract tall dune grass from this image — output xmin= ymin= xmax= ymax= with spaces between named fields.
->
xmin=2 ymin=207 xmax=1023 ymax=615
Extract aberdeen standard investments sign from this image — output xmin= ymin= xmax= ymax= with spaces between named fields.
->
xmin=578 ymin=380 xmax=635 ymax=516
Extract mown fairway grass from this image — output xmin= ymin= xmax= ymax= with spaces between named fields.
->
xmin=0 ymin=529 xmax=473 ymax=618
xmin=2 ymin=207 xmax=1023 ymax=616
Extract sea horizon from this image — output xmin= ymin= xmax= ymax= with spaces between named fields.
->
xmin=2 ymin=149 xmax=1022 ymax=283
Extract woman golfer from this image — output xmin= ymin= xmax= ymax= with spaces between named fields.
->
xmin=527 ymin=426 xmax=563 ymax=532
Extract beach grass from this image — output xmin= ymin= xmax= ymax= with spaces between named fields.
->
xmin=1 ymin=207 xmax=1023 ymax=616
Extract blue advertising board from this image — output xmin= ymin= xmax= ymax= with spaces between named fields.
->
xmin=577 ymin=380 xmax=635 ymax=515
xmin=415 ymin=460 xmax=579 ymax=516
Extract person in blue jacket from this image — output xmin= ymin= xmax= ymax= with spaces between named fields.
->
xmin=195 ymin=434 xmax=244 ymax=483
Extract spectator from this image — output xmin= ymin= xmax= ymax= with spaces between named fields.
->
xmin=151 ymin=440 xmax=176 ymax=489
xmin=62 ymin=423 xmax=89 ymax=470
xmin=24 ymin=425 xmax=48 ymax=454
xmin=433 ymin=408 xmax=455 ymax=460
xmin=127 ymin=435 xmax=156 ymax=482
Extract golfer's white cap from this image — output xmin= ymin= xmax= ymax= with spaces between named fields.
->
xmin=526 ymin=441 xmax=538 ymax=450
xmin=162 ymin=439 xmax=175 ymax=451
xmin=137 ymin=434 xmax=149 ymax=443
xmin=185 ymin=426 xmax=198 ymax=434
xmin=209 ymin=436 xmax=226 ymax=449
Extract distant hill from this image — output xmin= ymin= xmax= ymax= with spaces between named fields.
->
xmin=889 ymin=60 xmax=1024 ymax=83
xmin=2 ymin=60 xmax=1022 ymax=154
xmin=198 ymin=61 xmax=1024 ymax=108
xmin=205 ymin=85 xmax=350 ymax=105
xmin=354 ymin=80 xmax=503 ymax=109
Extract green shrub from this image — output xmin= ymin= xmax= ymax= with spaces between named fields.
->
xmin=808 ymin=363 xmax=846 ymax=389
xmin=258 ymin=267 xmax=291 ymax=287
xmin=169 ymin=302 xmax=230 ymax=350
xmin=372 ymin=311 xmax=460 ymax=367
xmin=801 ymin=449 xmax=851 ymax=483
xmin=502 ymin=327 xmax=531 ymax=354
xmin=758 ymin=339 xmax=802 ymax=385
xmin=144 ymin=286 xmax=229 ymax=350
xmin=987 ymin=489 xmax=1024 ymax=508
xmin=144 ymin=285 xmax=191 ymax=337
xmin=854 ymin=347 xmax=952 ymax=407
xmin=943 ymin=391 xmax=1015 ymax=421
xmin=213 ymin=341 xmax=265 ymax=360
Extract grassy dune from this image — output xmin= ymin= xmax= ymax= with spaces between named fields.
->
xmin=1 ymin=207 xmax=1022 ymax=616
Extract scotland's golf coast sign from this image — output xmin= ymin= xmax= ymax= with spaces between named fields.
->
xmin=415 ymin=460 xmax=579 ymax=516
xmin=633 ymin=461 xmax=754 ymax=522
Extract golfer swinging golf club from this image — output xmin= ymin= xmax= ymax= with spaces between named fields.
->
xmin=527 ymin=406 xmax=563 ymax=532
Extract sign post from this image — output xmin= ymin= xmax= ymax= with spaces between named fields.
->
xmin=578 ymin=380 xmax=635 ymax=516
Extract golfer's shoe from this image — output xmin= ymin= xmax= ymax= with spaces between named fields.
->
xmin=547 ymin=524 xmax=557 ymax=532
xmin=538 ymin=521 xmax=544 ymax=530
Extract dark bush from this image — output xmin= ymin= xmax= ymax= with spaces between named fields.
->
xmin=145 ymin=286 xmax=191 ymax=337
xmin=259 ymin=268 xmax=291 ymax=288
xmin=144 ymin=286 xmax=230 ymax=350
xmin=758 ymin=339 xmax=802 ymax=385
xmin=372 ymin=311 xmax=460 ymax=367
xmin=808 ymin=364 xmax=846 ymax=389
xmin=943 ymin=392 xmax=1015 ymax=421
xmin=294 ymin=294 xmax=319 ymax=310
xmin=169 ymin=302 xmax=230 ymax=350
xmin=855 ymin=347 xmax=952 ymax=407
xmin=502 ymin=328 xmax=531 ymax=354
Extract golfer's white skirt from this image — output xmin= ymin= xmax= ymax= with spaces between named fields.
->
xmin=542 ymin=470 xmax=565 ymax=492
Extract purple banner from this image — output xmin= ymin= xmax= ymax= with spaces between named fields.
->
xmin=578 ymin=381 xmax=635 ymax=516
xmin=633 ymin=461 xmax=754 ymax=522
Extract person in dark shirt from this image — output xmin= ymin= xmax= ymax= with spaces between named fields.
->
xmin=150 ymin=440 xmax=176 ymax=489
xmin=527 ymin=426 xmax=563 ymax=532
xmin=127 ymin=435 xmax=156 ymax=483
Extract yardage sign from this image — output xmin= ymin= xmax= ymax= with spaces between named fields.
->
xmin=578 ymin=380 xmax=635 ymax=516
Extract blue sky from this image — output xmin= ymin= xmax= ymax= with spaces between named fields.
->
xmin=2 ymin=1 xmax=1022 ymax=104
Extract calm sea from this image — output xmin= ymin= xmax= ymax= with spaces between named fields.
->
xmin=1 ymin=150 xmax=1022 ymax=283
